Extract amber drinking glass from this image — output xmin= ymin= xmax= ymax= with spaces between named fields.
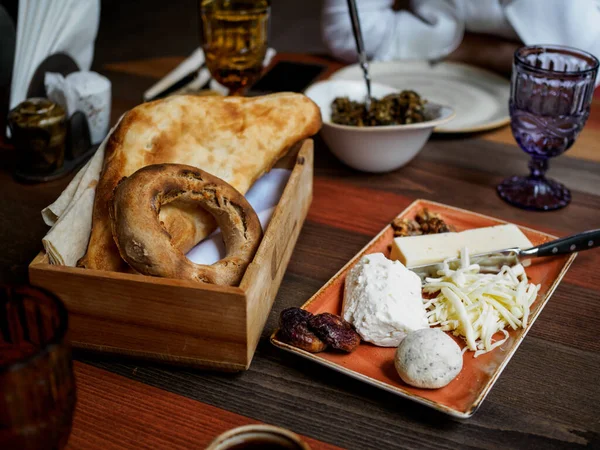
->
xmin=0 ymin=286 xmax=75 ymax=450
xmin=200 ymin=0 xmax=270 ymax=95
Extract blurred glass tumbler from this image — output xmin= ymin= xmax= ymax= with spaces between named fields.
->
xmin=200 ymin=0 xmax=270 ymax=95
xmin=497 ymin=45 xmax=599 ymax=211
xmin=7 ymin=98 xmax=67 ymax=175
xmin=205 ymin=424 xmax=311 ymax=450
xmin=0 ymin=285 xmax=76 ymax=450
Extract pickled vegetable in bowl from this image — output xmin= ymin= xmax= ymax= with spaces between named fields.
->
xmin=304 ymin=79 xmax=454 ymax=172
xmin=331 ymin=91 xmax=429 ymax=127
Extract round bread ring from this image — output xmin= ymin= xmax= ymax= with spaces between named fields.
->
xmin=109 ymin=163 xmax=263 ymax=285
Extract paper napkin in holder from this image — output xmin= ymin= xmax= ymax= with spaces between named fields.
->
xmin=45 ymin=71 xmax=111 ymax=145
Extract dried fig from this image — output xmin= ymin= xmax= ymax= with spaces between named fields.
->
xmin=307 ymin=313 xmax=361 ymax=353
xmin=278 ymin=308 xmax=326 ymax=353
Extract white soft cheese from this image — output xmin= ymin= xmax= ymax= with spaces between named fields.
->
xmin=342 ymin=253 xmax=428 ymax=347
xmin=390 ymin=224 xmax=533 ymax=267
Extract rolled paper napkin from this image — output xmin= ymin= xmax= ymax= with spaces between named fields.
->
xmin=41 ymin=116 xmax=122 ymax=227
xmin=43 ymin=187 xmax=96 ymax=265
xmin=41 ymin=141 xmax=105 ymax=265
xmin=41 ymin=142 xmax=104 ymax=226
xmin=45 ymin=71 xmax=111 ymax=144
xmin=186 ymin=168 xmax=292 ymax=265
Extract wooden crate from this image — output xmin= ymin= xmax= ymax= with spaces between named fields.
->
xmin=29 ymin=140 xmax=314 ymax=371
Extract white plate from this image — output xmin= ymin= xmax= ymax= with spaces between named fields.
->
xmin=331 ymin=61 xmax=510 ymax=133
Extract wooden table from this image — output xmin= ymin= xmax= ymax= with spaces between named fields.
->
xmin=1 ymin=54 xmax=599 ymax=449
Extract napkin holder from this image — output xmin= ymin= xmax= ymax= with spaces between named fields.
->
xmin=8 ymin=52 xmax=98 ymax=182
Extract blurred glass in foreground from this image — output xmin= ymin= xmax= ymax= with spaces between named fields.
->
xmin=0 ymin=285 xmax=75 ymax=450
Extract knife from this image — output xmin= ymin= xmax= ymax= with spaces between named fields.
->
xmin=410 ymin=228 xmax=600 ymax=280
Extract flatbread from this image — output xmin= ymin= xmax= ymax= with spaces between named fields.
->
xmin=79 ymin=93 xmax=321 ymax=271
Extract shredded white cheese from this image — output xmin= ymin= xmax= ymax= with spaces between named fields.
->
xmin=422 ymin=248 xmax=540 ymax=357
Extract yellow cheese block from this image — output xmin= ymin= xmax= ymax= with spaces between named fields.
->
xmin=390 ymin=224 xmax=533 ymax=267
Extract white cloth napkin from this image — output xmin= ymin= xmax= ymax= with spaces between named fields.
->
xmin=322 ymin=0 xmax=464 ymax=62
xmin=9 ymin=0 xmax=100 ymax=109
xmin=506 ymin=0 xmax=600 ymax=86
xmin=186 ymin=168 xmax=291 ymax=264
xmin=322 ymin=0 xmax=600 ymax=86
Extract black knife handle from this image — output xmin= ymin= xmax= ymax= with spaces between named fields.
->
xmin=525 ymin=229 xmax=600 ymax=257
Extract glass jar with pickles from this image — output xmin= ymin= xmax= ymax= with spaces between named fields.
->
xmin=7 ymin=98 xmax=67 ymax=176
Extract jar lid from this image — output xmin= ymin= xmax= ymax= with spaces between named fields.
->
xmin=7 ymin=98 xmax=66 ymax=128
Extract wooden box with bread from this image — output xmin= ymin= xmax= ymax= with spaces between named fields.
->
xmin=29 ymin=93 xmax=322 ymax=371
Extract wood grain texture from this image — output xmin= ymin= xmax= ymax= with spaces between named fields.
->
xmin=0 ymin=54 xmax=599 ymax=449
xmin=76 ymin=133 xmax=600 ymax=448
xmin=28 ymin=142 xmax=314 ymax=371
xmin=241 ymin=140 xmax=314 ymax=362
xmin=30 ymin=255 xmax=248 ymax=370
xmin=69 ymin=362 xmax=339 ymax=449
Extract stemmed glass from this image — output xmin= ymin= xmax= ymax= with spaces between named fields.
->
xmin=0 ymin=285 xmax=76 ymax=450
xmin=199 ymin=0 xmax=270 ymax=96
xmin=497 ymin=45 xmax=599 ymax=211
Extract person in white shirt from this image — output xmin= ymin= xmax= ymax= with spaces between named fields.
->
xmin=322 ymin=0 xmax=600 ymax=79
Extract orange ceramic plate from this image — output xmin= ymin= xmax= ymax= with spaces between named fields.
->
xmin=271 ymin=199 xmax=577 ymax=418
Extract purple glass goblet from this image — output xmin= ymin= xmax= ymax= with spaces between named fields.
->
xmin=497 ymin=45 xmax=599 ymax=211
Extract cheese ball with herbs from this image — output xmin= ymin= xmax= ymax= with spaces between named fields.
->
xmin=394 ymin=328 xmax=463 ymax=389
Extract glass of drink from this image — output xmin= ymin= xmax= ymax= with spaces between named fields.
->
xmin=0 ymin=285 xmax=76 ymax=450
xmin=206 ymin=424 xmax=311 ymax=450
xmin=497 ymin=45 xmax=599 ymax=211
xmin=199 ymin=0 xmax=270 ymax=96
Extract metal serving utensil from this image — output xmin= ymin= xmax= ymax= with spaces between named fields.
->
xmin=346 ymin=0 xmax=372 ymax=109
xmin=411 ymin=229 xmax=600 ymax=281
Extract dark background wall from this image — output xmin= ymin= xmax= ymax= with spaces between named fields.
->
xmin=93 ymin=0 xmax=326 ymax=67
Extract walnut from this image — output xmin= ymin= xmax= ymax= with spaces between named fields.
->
xmin=391 ymin=217 xmax=422 ymax=237
xmin=307 ymin=313 xmax=361 ymax=353
xmin=412 ymin=208 xmax=451 ymax=235
xmin=278 ymin=308 xmax=326 ymax=353
xmin=420 ymin=217 xmax=451 ymax=234
xmin=414 ymin=208 xmax=440 ymax=225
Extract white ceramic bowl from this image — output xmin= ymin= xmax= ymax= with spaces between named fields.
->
xmin=305 ymin=80 xmax=455 ymax=173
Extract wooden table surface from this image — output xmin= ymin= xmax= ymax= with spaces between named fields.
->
xmin=1 ymin=54 xmax=600 ymax=449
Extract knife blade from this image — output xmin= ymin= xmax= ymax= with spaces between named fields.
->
xmin=410 ymin=248 xmax=521 ymax=281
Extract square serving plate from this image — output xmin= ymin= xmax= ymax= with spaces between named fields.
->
xmin=271 ymin=199 xmax=577 ymax=418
